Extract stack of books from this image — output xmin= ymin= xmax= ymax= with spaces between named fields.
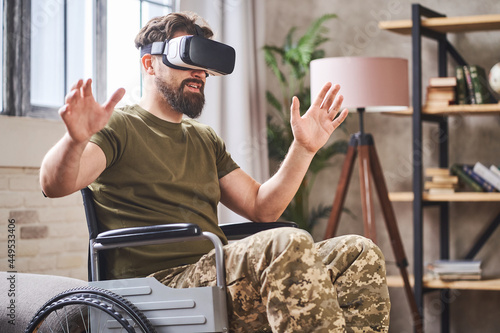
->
xmin=424 ymin=77 xmax=457 ymax=108
xmin=427 ymin=259 xmax=482 ymax=281
xmin=456 ymin=65 xmax=496 ymax=105
xmin=424 ymin=168 xmax=458 ymax=194
xmin=451 ymin=163 xmax=500 ymax=192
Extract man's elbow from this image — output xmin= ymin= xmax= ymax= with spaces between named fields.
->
xmin=40 ymin=181 xmax=60 ymax=198
xmin=252 ymin=211 xmax=282 ymax=223
xmin=39 ymin=176 xmax=71 ymax=198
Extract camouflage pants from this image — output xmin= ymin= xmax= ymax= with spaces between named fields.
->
xmin=150 ymin=228 xmax=390 ymax=332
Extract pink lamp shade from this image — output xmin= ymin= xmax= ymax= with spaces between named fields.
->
xmin=310 ymin=57 xmax=409 ymax=112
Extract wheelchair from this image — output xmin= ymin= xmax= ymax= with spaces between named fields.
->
xmin=25 ymin=187 xmax=296 ymax=333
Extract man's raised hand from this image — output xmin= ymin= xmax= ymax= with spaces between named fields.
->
xmin=59 ymin=79 xmax=125 ymax=144
xmin=290 ymin=82 xmax=349 ymax=154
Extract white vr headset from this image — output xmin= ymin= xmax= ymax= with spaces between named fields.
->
xmin=141 ymin=34 xmax=236 ymax=76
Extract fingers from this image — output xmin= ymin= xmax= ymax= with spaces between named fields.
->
xmin=332 ymin=108 xmax=349 ymax=129
xmin=65 ymin=79 xmax=83 ymax=104
xmin=70 ymin=79 xmax=84 ymax=91
xmin=103 ymin=88 xmax=126 ymax=113
xmin=320 ymin=84 xmax=340 ymax=110
xmin=290 ymin=96 xmax=300 ymax=122
xmin=82 ymin=78 xmax=93 ymax=98
xmin=328 ymin=93 xmax=344 ymax=120
xmin=312 ymin=82 xmax=333 ymax=108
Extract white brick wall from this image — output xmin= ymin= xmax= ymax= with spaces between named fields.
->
xmin=0 ymin=167 xmax=88 ymax=280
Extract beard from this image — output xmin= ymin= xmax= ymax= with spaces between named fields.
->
xmin=155 ymin=76 xmax=205 ymax=119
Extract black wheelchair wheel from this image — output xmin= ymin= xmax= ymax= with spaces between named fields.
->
xmin=25 ymin=286 xmax=156 ymax=333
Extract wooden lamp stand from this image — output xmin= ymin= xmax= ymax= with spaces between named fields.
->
xmin=324 ymin=108 xmax=424 ymax=333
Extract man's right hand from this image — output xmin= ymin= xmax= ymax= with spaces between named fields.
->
xmin=40 ymin=79 xmax=125 ymax=198
xmin=59 ymin=79 xmax=125 ymax=144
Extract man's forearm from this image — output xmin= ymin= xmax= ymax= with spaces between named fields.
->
xmin=40 ymin=133 xmax=89 ymax=198
xmin=254 ymin=140 xmax=316 ymax=221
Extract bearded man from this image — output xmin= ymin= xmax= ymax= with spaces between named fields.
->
xmin=40 ymin=12 xmax=390 ymax=333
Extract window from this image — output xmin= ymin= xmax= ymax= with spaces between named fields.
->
xmin=31 ymin=0 xmax=93 ymax=111
xmin=1 ymin=0 xmax=176 ymax=118
xmin=107 ymin=0 xmax=176 ymax=107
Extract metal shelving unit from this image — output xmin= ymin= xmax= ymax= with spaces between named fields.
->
xmin=380 ymin=4 xmax=500 ymax=333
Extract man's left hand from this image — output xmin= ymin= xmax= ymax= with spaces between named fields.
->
xmin=290 ymin=82 xmax=348 ymax=154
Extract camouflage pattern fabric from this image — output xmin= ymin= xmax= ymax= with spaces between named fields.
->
xmin=150 ymin=227 xmax=390 ymax=332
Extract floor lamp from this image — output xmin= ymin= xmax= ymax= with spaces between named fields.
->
xmin=310 ymin=57 xmax=423 ymax=332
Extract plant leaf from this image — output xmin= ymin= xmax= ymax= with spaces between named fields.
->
xmin=263 ymin=46 xmax=287 ymax=85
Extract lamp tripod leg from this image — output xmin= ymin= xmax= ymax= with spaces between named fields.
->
xmin=324 ymin=143 xmax=357 ymax=240
xmin=368 ymin=143 xmax=424 ymax=333
xmin=358 ymin=145 xmax=377 ymax=242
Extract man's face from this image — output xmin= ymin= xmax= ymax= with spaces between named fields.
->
xmin=155 ymin=75 xmax=205 ymax=119
xmin=154 ymin=30 xmax=207 ymax=119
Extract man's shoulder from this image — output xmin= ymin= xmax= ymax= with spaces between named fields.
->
xmin=106 ymin=105 xmax=145 ymax=126
xmin=182 ymin=119 xmax=218 ymax=138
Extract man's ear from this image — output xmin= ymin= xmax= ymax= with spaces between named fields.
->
xmin=141 ymin=54 xmax=155 ymax=75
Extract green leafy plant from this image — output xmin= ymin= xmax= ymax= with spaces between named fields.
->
xmin=264 ymin=14 xmax=348 ymax=232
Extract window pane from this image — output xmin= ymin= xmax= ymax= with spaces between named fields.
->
xmin=107 ymin=0 xmax=141 ymax=107
xmin=31 ymin=0 xmax=65 ymax=107
xmin=141 ymin=2 xmax=173 ymax=24
xmin=107 ymin=0 xmax=174 ymax=106
xmin=67 ymin=0 xmax=93 ymax=91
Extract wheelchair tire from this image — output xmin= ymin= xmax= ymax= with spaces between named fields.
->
xmin=25 ymin=286 xmax=156 ymax=333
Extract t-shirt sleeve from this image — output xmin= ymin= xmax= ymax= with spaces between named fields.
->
xmin=209 ymin=128 xmax=239 ymax=179
xmin=90 ymin=111 xmax=126 ymax=168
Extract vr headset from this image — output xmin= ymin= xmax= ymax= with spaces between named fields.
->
xmin=141 ymin=34 xmax=236 ymax=76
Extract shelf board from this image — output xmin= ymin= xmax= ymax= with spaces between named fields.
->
xmin=389 ymin=192 xmax=500 ymax=202
xmin=379 ymin=14 xmax=500 ymax=35
xmin=387 ymin=275 xmax=500 ymax=291
xmin=384 ymin=103 xmax=500 ymax=116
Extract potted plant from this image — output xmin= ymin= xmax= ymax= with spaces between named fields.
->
xmin=264 ymin=14 xmax=348 ymax=233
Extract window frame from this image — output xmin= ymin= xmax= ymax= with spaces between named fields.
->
xmin=1 ymin=0 xmax=177 ymax=119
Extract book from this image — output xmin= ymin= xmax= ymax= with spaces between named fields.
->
xmin=463 ymin=164 xmax=497 ymax=192
xmin=427 ymin=259 xmax=482 ymax=281
xmin=424 ymin=168 xmax=457 ymax=193
xmin=469 ymin=65 xmax=490 ymax=104
xmin=428 ymin=259 xmax=481 ymax=273
xmin=450 ymin=164 xmax=483 ymax=192
xmin=428 ymin=188 xmax=456 ymax=194
xmin=428 ymin=76 xmax=457 ymax=87
xmin=425 ymin=99 xmax=454 ymax=108
xmin=425 ymin=168 xmax=450 ymax=177
xmin=490 ymin=165 xmax=500 ymax=179
xmin=473 ymin=162 xmax=500 ymax=191
xmin=424 ymin=181 xmax=455 ymax=189
xmin=431 ymin=175 xmax=458 ymax=185
xmin=462 ymin=65 xmax=476 ymax=104
xmin=455 ymin=66 xmax=467 ymax=104
xmin=426 ymin=86 xmax=456 ymax=101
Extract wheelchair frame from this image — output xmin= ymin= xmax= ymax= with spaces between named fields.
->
xmin=25 ymin=188 xmax=296 ymax=333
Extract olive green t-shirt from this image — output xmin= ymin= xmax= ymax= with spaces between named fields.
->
xmin=89 ymin=104 xmax=239 ymax=279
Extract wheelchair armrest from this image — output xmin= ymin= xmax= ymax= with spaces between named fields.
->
xmin=221 ymin=221 xmax=298 ymax=240
xmin=96 ymin=223 xmax=202 ymax=245
xmin=90 ymin=223 xmax=226 ymax=286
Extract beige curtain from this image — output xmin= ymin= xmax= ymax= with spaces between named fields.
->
xmin=179 ymin=0 xmax=269 ymax=223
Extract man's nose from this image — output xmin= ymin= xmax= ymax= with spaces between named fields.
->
xmin=191 ymin=69 xmax=207 ymax=80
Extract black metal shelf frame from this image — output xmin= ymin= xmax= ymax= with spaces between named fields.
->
xmin=411 ymin=4 xmax=500 ymax=333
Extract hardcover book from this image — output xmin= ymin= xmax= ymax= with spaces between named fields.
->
xmin=450 ymin=164 xmax=483 ymax=192
xmin=462 ymin=65 xmax=476 ymax=104
xmin=427 ymin=259 xmax=482 ymax=281
xmin=455 ymin=66 xmax=467 ymax=104
xmin=469 ymin=65 xmax=490 ymax=104
xmin=473 ymin=162 xmax=500 ymax=191
xmin=462 ymin=164 xmax=497 ymax=192
xmin=490 ymin=165 xmax=500 ymax=179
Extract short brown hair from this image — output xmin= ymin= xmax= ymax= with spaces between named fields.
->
xmin=134 ymin=12 xmax=213 ymax=49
